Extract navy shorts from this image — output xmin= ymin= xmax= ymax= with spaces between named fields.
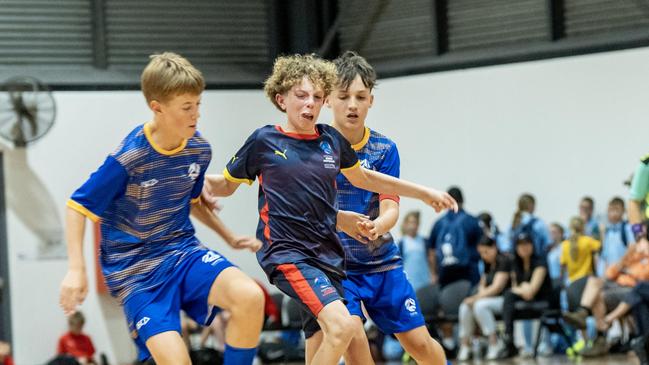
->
xmin=344 ymin=268 xmax=426 ymax=335
xmin=271 ymin=261 xmax=345 ymax=338
xmin=122 ymin=249 xmax=234 ymax=360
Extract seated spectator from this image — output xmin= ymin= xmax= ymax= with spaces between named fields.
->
xmin=0 ymin=341 xmax=13 ymax=365
xmin=457 ymin=236 xmax=511 ymax=361
xmin=57 ymin=311 xmax=96 ymax=365
xmin=499 ymin=233 xmax=555 ymax=359
xmin=398 ymin=211 xmax=431 ymax=292
xmin=477 ymin=212 xmax=510 ymax=255
xmin=579 ymin=196 xmax=601 ymax=240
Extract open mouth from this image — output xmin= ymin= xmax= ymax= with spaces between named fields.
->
xmin=347 ymin=113 xmax=359 ymax=119
xmin=301 ymin=112 xmax=314 ymax=121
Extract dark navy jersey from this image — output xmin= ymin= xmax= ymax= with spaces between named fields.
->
xmin=224 ymin=124 xmax=359 ymax=277
xmin=336 ymin=128 xmax=402 ymax=274
xmin=68 ymin=123 xmax=211 ymax=303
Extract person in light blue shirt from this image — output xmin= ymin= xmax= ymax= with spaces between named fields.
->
xmin=398 ymin=211 xmax=432 ymax=292
xmin=580 ymin=196 xmax=601 ymax=240
xmin=508 ymin=193 xmax=552 ymax=257
xmin=598 ymin=197 xmax=635 ymax=276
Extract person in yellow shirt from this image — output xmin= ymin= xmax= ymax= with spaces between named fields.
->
xmin=560 ymin=217 xmax=602 ymax=284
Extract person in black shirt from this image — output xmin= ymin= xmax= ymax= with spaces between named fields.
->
xmin=499 ymin=233 xmax=555 ymax=359
xmin=457 ymin=236 xmax=511 ymax=361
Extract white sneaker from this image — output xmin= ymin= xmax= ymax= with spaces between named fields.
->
xmin=486 ymin=339 xmax=505 ymax=360
xmin=458 ymin=345 xmax=472 ymax=362
xmin=520 ymin=348 xmax=534 ymax=358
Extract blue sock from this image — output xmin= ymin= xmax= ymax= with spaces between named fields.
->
xmin=224 ymin=343 xmax=257 ymax=365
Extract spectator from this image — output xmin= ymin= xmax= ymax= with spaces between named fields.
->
xmin=477 ymin=212 xmax=510 ymax=254
xmin=579 ymin=196 xmax=601 ymax=240
xmin=598 ymin=197 xmax=634 ymax=276
xmin=457 ymin=236 xmax=511 ymax=361
xmin=499 ymin=233 xmax=555 ymax=359
xmin=57 ymin=311 xmax=96 ymax=365
xmin=0 ymin=341 xmax=13 ymax=365
xmin=398 ymin=211 xmax=431 ymax=291
xmin=509 ymin=193 xmax=551 ymax=256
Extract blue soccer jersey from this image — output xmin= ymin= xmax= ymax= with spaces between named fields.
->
xmin=67 ymin=123 xmax=211 ymax=303
xmin=336 ymin=128 xmax=402 ymax=274
xmin=224 ymin=124 xmax=359 ymax=277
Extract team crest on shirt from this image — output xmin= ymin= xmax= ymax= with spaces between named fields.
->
xmin=187 ymin=163 xmax=201 ymax=180
xmin=320 ymin=141 xmax=336 ymax=169
xmin=404 ymin=298 xmax=417 ymax=313
xmin=320 ymin=141 xmax=333 ymax=155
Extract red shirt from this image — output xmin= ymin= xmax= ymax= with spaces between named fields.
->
xmin=2 ymin=356 xmax=13 ymax=365
xmin=57 ymin=332 xmax=95 ymax=358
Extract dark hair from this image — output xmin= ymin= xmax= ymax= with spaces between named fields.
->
xmin=447 ymin=186 xmax=464 ymax=205
xmin=333 ymin=51 xmax=377 ymax=90
xmin=550 ymin=222 xmax=565 ymax=236
xmin=581 ymin=196 xmax=594 ymax=208
xmin=478 ymin=235 xmax=497 ymax=247
xmin=609 ymin=196 xmax=625 ymax=209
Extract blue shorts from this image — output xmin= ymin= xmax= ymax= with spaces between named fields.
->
xmin=344 ymin=268 xmax=426 ymax=335
xmin=270 ymin=261 xmax=345 ymax=338
xmin=123 ymin=249 xmax=234 ymax=360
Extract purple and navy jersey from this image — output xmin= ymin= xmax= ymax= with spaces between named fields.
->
xmin=336 ymin=128 xmax=402 ymax=274
xmin=67 ymin=123 xmax=211 ymax=303
xmin=224 ymin=124 xmax=359 ymax=277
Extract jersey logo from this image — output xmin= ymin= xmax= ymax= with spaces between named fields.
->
xmin=201 ymin=251 xmax=223 ymax=265
xmin=320 ymin=141 xmax=333 ymax=155
xmin=187 ymin=163 xmax=201 ymax=180
xmin=360 ymin=159 xmax=371 ymax=169
xmin=231 ymin=156 xmax=238 ymax=164
xmin=136 ymin=317 xmax=150 ymax=330
xmin=140 ymin=178 xmax=158 ymax=188
xmin=404 ymin=298 xmax=417 ymax=313
xmin=274 ymin=149 xmax=288 ymax=160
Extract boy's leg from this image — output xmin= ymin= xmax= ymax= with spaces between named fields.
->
xmin=146 ymin=331 xmax=191 ymax=365
xmin=310 ymin=300 xmax=356 ymax=365
xmin=341 ymin=274 xmax=374 ymax=365
xmin=207 ymin=267 xmax=264 ymax=363
xmin=305 ymin=330 xmax=323 ymax=365
xmin=395 ymin=326 xmax=446 ymax=365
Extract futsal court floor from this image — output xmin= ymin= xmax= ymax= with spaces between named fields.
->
xmin=283 ymin=353 xmax=640 ymax=365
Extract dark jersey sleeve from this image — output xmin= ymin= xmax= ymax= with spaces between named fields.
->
xmin=224 ymin=129 xmax=261 ymax=185
xmin=68 ymin=155 xmax=129 ymax=222
xmin=326 ymin=125 xmax=359 ymax=170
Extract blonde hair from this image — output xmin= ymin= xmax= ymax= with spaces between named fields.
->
xmin=140 ymin=52 xmax=205 ymax=103
xmin=264 ymin=54 xmax=337 ymax=112
xmin=569 ymin=216 xmax=585 ymax=261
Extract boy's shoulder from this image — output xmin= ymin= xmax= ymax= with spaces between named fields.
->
xmin=110 ymin=124 xmax=148 ymax=160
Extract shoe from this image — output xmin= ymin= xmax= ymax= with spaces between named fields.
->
xmin=519 ymin=348 xmax=534 ymax=358
xmin=581 ymin=336 xmax=608 ymax=357
xmin=486 ymin=339 xmax=504 ymax=360
xmin=457 ymin=345 xmax=471 ymax=362
xmin=631 ymin=337 xmax=649 ymax=365
xmin=563 ymin=308 xmax=588 ymax=329
xmin=497 ymin=343 xmax=518 ymax=359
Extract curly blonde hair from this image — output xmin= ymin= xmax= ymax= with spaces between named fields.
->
xmin=264 ymin=54 xmax=337 ymax=112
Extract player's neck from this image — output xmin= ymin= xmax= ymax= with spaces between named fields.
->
xmin=283 ymin=119 xmax=317 ymax=135
xmin=147 ymin=120 xmax=185 ymax=151
xmin=333 ymin=120 xmax=365 ymax=146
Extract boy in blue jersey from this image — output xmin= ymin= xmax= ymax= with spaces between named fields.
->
xmin=59 ymin=53 xmax=264 ymax=365
xmin=203 ymin=54 xmax=456 ymax=365
xmin=329 ymin=51 xmax=446 ymax=365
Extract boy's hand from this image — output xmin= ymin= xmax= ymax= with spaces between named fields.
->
xmin=229 ymin=236 xmax=262 ymax=252
xmin=201 ymin=185 xmax=222 ymax=213
xmin=357 ymin=220 xmax=381 ymax=242
xmin=423 ymin=189 xmax=458 ymax=213
xmin=60 ymin=268 xmax=88 ymax=316
xmin=337 ymin=210 xmax=373 ymax=244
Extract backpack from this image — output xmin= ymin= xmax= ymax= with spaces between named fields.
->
xmin=433 ymin=213 xmax=470 ymax=268
xmin=620 ymin=220 xmax=629 ymax=247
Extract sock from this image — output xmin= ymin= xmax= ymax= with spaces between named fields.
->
xmin=224 ymin=343 xmax=257 ymax=365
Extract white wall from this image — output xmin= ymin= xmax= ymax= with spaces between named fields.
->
xmin=7 ymin=46 xmax=649 ymax=364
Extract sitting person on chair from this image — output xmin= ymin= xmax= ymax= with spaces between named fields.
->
xmin=57 ymin=311 xmax=96 ymax=365
xmin=499 ymin=233 xmax=555 ymax=359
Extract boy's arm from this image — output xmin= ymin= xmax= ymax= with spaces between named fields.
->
xmin=355 ymin=200 xmax=400 ymax=242
xmin=204 ymin=174 xmax=242 ymax=197
xmin=341 ymin=167 xmax=457 ymax=212
xmin=190 ymin=201 xmax=261 ymax=252
xmin=60 ymin=207 xmax=89 ymax=316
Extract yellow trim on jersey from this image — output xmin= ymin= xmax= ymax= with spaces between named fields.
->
xmin=341 ymin=160 xmax=361 ymax=172
xmin=67 ymin=199 xmax=100 ymax=222
xmin=190 ymin=197 xmax=201 ymax=204
xmin=351 ymin=127 xmax=370 ymax=151
xmin=223 ymin=168 xmax=254 ymax=185
xmin=144 ymin=122 xmax=187 ymax=155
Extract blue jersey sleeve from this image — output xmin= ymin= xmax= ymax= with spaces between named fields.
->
xmin=224 ymin=129 xmax=260 ymax=185
xmin=67 ymin=156 xmax=128 ymax=222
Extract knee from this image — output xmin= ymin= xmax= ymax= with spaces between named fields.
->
xmin=409 ymin=337 xmax=444 ymax=363
xmin=231 ymin=281 xmax=264 ymax=315
xmin=323 ymin=314 xmax=356 ymax=347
